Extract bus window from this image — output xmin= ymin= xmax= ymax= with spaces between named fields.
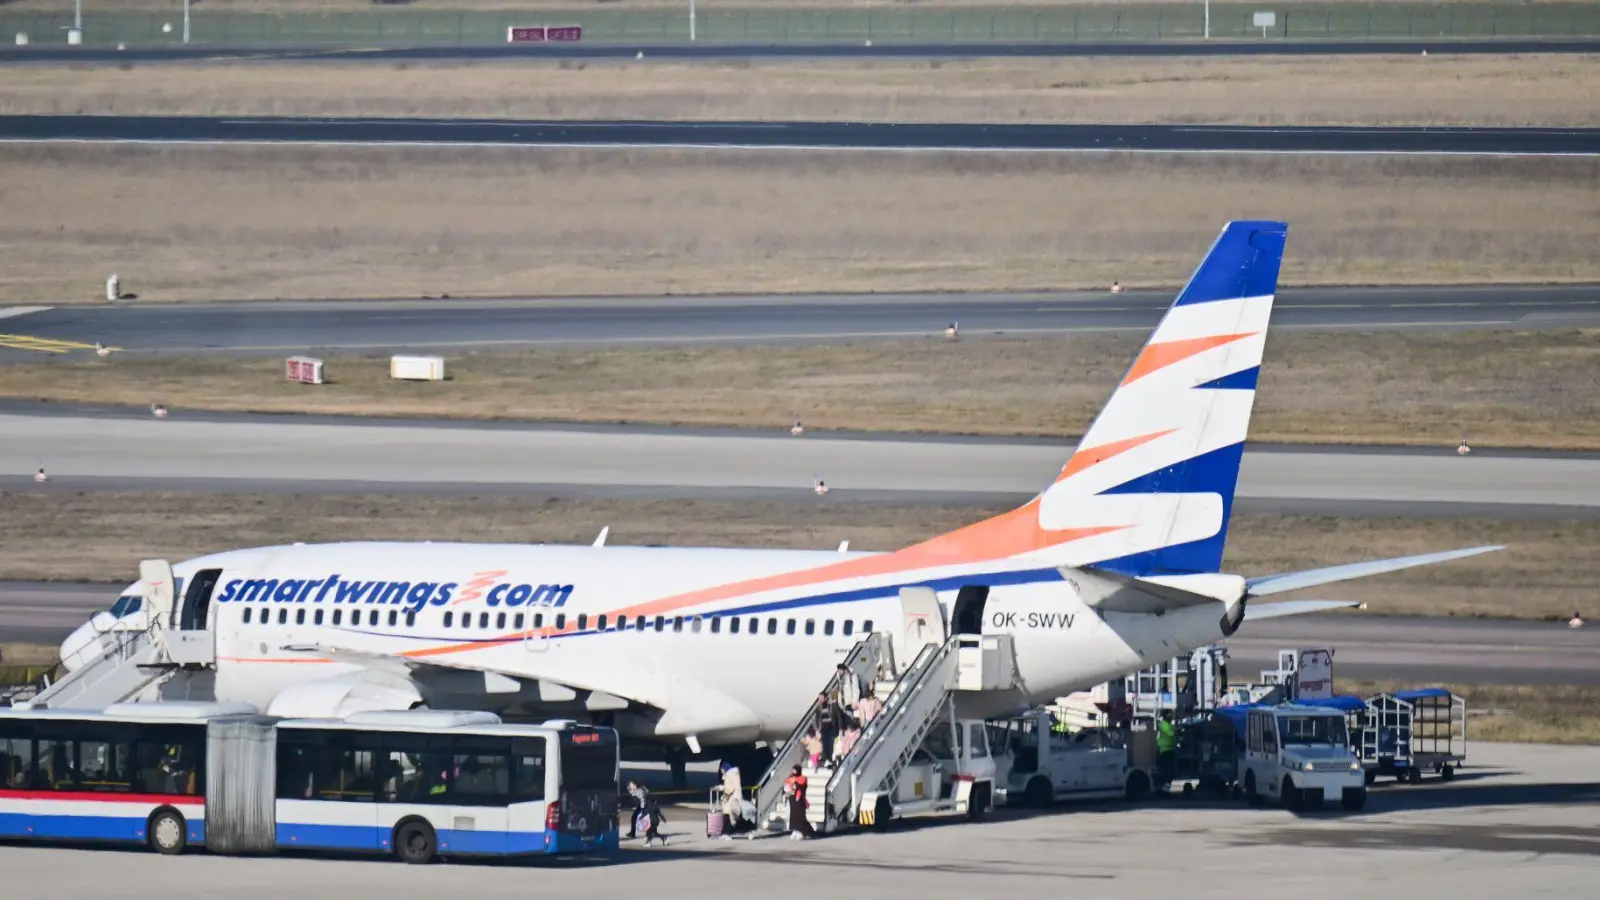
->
xmin=2 ymin=735 xmax=33 ymax=789
xmin=34 ymin=738 xmax=69 ymax=789
xmin=133 ymin=725 xmax=206 ymax=795
xmin=379 ymin=735 xmax=452 ymax=804
xmin=451 ymin=746 xmax=511 ymax=805
xmin=510 ymin=737 xmax=547 ymax=802
xmin=319 ymin=734 xmax=377 ymax=803
xmin=76 ymin=738 xmax=134 ymax=792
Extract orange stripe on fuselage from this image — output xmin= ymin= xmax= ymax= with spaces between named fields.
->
xmin=1122 ymin=332 xmax=1258 ymax=386
xmin=401 ymin=509 xmax=1129 ymax=660
xmin=1055 ymin=429 xmax=1178 ymax=483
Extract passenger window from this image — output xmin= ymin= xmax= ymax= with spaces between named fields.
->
xmin=843 ymin=620 xmax=854 ymax=636
xmin=863 ymin=619 xmax=874 ymax=633
xmin=767 ymin=619 xmax=777 ymax=635
xmin=295 ymin=610 xmax=306 ymax=626
xmin=479 ymin=613 xmax=489 ymax=629
xmin=443 ymin=612 xmax=454 ymax=628
xmin=691 ymin=617 xmax=702 ymax=633
xmin=387 ymin=611 xmax=397 ymax=627
xmin=333 ymin=610 xmax=343 ymax=626
xmin=824 ymin=620 xmax=835 ymax=636
xmin=243 ymin=608 xmax=253 ymax=624
xmin=497 ymin=612 xmax=507 ymax=629
xmin=654 ymin=615 xmax=665 ymax=631
xmin=510 ymin=737 xmax=547 ymax=803
xmin=555 ymin=614 xmax=566 ymax=630
xmin=578 ymin=614 xmax=588 ymax=631
xmin=673 ymin=617 xmax=684 ymax=633
xmin=786 ymin=619 xmax=797 ymax=635
xmin=534 ymin=613 xmax=544 ymax=629
xmin=278 ymin=609 xmax=288 ymax=625
xmin=314 ymin=610 xmax=324 ymax=626
xmin=451 ymin=751 xmax=511 ymax=805
xmin=405 ymin=611 xmax=416 ymax=628
xmin=750 ymin=618 xmax=759 ymax=636
xmin=514 ymin=613 xmax=525 ymax=630
xmin=597 ymin=615 xmax=607 ymax=631
xmin=805 ymin=619 xmax=816 ymax=636
xmin=728 ymin=618 xmax=739 ymax=634
xmin=636 ymin=615 xmax=646 ymax=631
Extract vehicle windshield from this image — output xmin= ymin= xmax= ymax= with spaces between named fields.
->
xmin=1279 ymin=715 xmax=1347 ymax=746
xmin=109 ymin=595 xmax=143 ymax=618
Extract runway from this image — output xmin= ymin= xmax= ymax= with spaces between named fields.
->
xmin=3 ymin=285 xmax=1597 ymax=360
xmin=5 ymin=412 xmax=1597 ymax=515
xmin=5 ymin=115 xmax=1600 ymax=156
xmin=6 ymin=38 xmax=1600 ymax=63
xmin=2 ymin=582 xmax=1594 ymax=686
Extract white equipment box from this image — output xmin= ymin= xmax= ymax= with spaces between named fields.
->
xmin=390 ymin=355 xmax=446 ymax=381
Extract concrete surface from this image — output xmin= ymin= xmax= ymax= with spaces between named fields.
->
xmin=6 ymin=116 xmax=1600 ymax=155
xmin=4 ymin=413 xmax=1597 ymax=511
xmin=3 ymin=286 xmax=1598 ymax=360
xmin=1 ymin=741 xmax=1596 ymax=899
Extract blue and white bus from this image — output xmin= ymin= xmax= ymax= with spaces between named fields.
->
xmin=0 ymin=702 xmax=619 ymax=863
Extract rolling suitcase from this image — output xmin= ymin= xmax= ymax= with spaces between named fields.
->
xmin=706 ymin=788 xmax=726 ymax=837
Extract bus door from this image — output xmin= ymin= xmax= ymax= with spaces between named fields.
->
xmin=441 ymin=736 xmax=510 ymax=855
xmin=553 ymin=728 xmax=620 ymax=850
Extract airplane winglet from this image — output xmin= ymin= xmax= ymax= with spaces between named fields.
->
xmin=593 ymin=526 xmax=610 ymax=548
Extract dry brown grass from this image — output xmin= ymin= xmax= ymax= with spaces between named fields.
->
xmin=2 ymin=491 xmax=1593 ymax=621
xmin=1339 ymin=680 xmax=1600 ymax=745
xmin=7 ymin=56 xmax=1600 ymax=126
xmin=1 ymin=0 xmax=1545 ymax=11
xmin=4 ymin=330 xmax=1596 ymax=449
xmin=2 ymin=144 xmax=1598 ymax=305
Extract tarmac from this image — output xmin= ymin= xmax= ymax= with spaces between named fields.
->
xmin=5 ymin=115 xmax=1600 ymax=156
xmin=2 ymin=741 xmax=1596 ymax=899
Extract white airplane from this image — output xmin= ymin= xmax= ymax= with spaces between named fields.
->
xmin=60 ymin=220 xmax=1498 ymax=773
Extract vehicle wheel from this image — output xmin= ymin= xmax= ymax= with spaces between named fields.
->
xmin=147 ymin=808 xmax=187 ymax=856
xmin=1282 ymin=777 xmax=1303 ymax=812
xmin=1406 ymin=767 xmax=1423 ymax=785
xmin=1341 ymin=788 xmax=1368 ymax=812
xmin=1301 ymin=788 xmax=1324 ymax=811
xmin=1440 ymin=765 xmax=1455 ymax=782
xmin=1364 ymin=770 xmax=1377 ymax=786
xmin=1244 ymin=772 xmax=1261 ymax=807
xmin=870 ymin=796 xmax=893 ymax=832
xmin=966 ymin=783 xmax=990 ymax=821
xmin=1126 ymin=771 xmax=1152 ymax=803
xmin=1024 ymin=776 xmax=1053 ymax=808
xmin=394 ymin=820 xmax=438 ymax=865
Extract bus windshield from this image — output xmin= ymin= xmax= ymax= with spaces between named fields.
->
xmin=558 ymin=728 xmax=617 ymax=792
xmin=1279 ymin=715 xmax=1347 ymax=746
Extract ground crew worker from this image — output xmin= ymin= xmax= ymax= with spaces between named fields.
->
xmin=1157 ymin=712 xmax=1178 ymax=788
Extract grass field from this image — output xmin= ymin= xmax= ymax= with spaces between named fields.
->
xmin=2 ymin=491 xmax=1593 ymax=620
xmin=1340 ymin=680 xmax=1600 ymax=745
xmin=7 ymin=56 xmax=1600 ymax=126
xmin=5 ymin=330 xmax=1596 ymax=450
xmin=2 ymin=145 xmax=1598 ymax=305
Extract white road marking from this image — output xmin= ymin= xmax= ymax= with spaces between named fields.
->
xmin=0 ymin=306 xmax=52 ymax=321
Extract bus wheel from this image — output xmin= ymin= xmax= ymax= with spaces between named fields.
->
xmin=1126 ymin=771 xmax=1152 ymax=802
xmin=394 ymin=820 xmax=438 ymax=865
xmin=966 ymin=783 xmax=990 ymax=821
xmin=1244 ymin=772 xmax=1261 ymax=807
xmin=147 ymin=808 xmax=188 ymax=856
xmin=1024 ymin=776 xmax=1053 ymax=808
xmin=1282 ymin=778 xmax=1303 ymax=812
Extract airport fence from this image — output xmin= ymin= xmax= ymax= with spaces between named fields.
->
xmin=5 ymin=3 xmax=1600 ymax=47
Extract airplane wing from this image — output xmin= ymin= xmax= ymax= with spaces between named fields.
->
xmin=278 ymin=642 xmax=635 ymax=711
xmin=1242 ymin=599 xmax=1362 ymax=622
xmin=1244 ymin=545 xmax=1504 ymax=597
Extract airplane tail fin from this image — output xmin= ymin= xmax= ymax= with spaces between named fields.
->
xmin=902 ymin=221 xmax=1287 ymax=574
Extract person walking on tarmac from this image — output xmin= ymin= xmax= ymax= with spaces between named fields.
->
xmin=1156 ymin=712 xmax=1178 ymax=790
xmin=784 ymin=764 xmax=814 ymax=840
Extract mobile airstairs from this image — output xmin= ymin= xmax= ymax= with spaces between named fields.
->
xmin=751 ymin=587 xmax=1026 ymax=834
xmin=11 ymin=560 xmax=215 ymax=710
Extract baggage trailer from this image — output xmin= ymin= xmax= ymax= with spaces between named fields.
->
xmin=1368 ymin=688 xmax=1466 ymax=784
xmin=1169 ymin=709 xmax=1242 ymax=799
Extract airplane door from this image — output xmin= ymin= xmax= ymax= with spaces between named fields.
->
xmin=177 ymin=569 xmax=223 ymax=631
xmin=896 ymin=587 xmax=947 ymax=667
xmin=139 ymin=560 xmax=176 ymax=628
xmin=524 ymin=613 xmax=548 ymax=653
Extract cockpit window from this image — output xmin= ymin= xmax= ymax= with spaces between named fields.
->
xmin=109 ymin=595 xmax=143 ymax=618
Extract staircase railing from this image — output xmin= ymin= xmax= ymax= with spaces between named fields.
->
xmin=22 ymin=624 xmax=163 ymax=709
xmin=751 ymin=635 xmax=885 ymax=828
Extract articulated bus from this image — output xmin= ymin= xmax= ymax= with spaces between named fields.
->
xmin=0 ymin=701 xmax=619 ymax=863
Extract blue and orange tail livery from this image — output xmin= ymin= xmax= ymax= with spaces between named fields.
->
xmin=905 ymin=220 xmax=1288 ymax=577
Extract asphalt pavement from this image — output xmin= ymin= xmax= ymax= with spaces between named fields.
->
xmin=3 ymin=285 xmax=1597 ymax=360
xmin=5 ymin=115 xmax=1600 ymax=156
xmin=5 ymin=38 xmax=1600 ymax=63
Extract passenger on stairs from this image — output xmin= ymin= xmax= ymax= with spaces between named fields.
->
xmin=853 ymin=686 xmax=884 ymax=725
xmin=801 ymin=727 xmax=824 ymax=768
xmin=837 ymin=717 xmax=862 ymax=761
xmin=783 ymin=765 xmax=813 ymax=840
